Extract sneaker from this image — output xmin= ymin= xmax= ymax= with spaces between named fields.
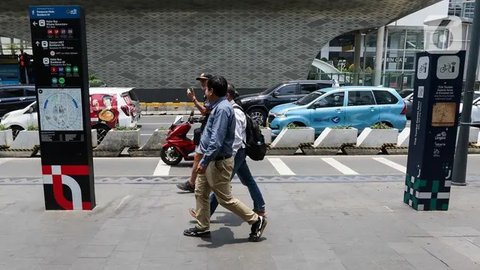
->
xmin=183 ymin=226 xmax=210 ymax=237
xmin=188 ymin=208 xmax=197 ymax=218
xmin=176 ymin=181 xmax=194 ymax=192
xmin=249 ymin=216 xmax=267 ymax=242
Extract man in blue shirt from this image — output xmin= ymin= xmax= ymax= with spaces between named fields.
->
xmin=183 ymin=75 xmax=267 ymax=242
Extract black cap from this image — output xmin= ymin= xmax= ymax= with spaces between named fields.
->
xmin=196 ymin=73 xmax=213 ymax=81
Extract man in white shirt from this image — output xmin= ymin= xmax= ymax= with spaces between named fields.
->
xmin=189 ymin=83 xmax=266 ymax=218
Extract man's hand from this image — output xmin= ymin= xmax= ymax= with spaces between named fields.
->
xmin=187 ymin=88 xmax=196 ymax=101
xmin=196 ymin=163 xmax=206 ymax=174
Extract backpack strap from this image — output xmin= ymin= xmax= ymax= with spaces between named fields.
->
xmin=232 ymin=103 xmax=243 ymax=112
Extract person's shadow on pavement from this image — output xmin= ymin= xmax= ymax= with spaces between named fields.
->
xmin=198 ymin=227 xmax=250 ymax=248
xmin=211 ymin=212 xmax=244 ymax=227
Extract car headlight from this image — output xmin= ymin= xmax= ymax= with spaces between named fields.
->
xmin=1 ymin=113 xmax=9 ymax=121
xmin=274 ymin=112 xmax=286 ymax=118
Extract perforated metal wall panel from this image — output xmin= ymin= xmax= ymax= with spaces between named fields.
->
xmin=0 ymin=0 xmax=439 ymax=88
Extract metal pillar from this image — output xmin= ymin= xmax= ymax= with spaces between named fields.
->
xmin=452 ymin=0 xmax=480 ymax=186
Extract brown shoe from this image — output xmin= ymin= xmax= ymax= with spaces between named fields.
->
xmin=176 ymin=181 xmax=194 ymax=192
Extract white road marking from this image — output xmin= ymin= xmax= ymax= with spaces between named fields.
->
xmin=0 ymin=158 xmax=12 ymax=166
xmin=115 ymin=195 xmax=132 ymax=212
xmin=267 ymin=158 xmax=295 ymax=175
xmin=373 ymin=157 xmax=406 ymax=173
xmin=383 ymin=206 xmax=394 ymax=212
xmin=321 ymin=158 xmax=359 ymax=175
xmin=153 ymin=159 xmax=171 ymax=176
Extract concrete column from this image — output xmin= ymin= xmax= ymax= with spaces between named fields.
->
xmin=374 ymin=26 xmax=385 ymax=86
xmin=354 ymin=31 xmax=362 ymax=85
xmin=320 ymin=43 xmax=330 ymax=60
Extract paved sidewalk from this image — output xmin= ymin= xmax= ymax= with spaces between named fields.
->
xmin=1 ymin=180 xmax=480 ymax=270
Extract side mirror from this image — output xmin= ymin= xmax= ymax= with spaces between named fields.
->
xmin=28 ymin=106 xmax=34 ymax=114
xmin=272 ymin=91 xmax=278 ymax=98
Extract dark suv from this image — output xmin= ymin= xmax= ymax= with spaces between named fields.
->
xmin=238 ymin=80 xmax=337 ymax=125
xmin=0 ymin=85 xmax=36 ymax=117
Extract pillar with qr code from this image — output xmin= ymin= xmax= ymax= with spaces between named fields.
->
xmin=404 ymin=51 xmax=465 ymax=211
xmin=29 ymin=6 xmax=95 ymax=210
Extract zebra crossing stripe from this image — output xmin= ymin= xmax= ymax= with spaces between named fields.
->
xmin=267 ymin=158 xmax=295 ymax=175
xmin=373 ymin=157 xmax=406 ymax=173
xmin=321 ymin=158 xmax=359 ymax=175
xmin=153 ymin=159 xmax=170 ymax=176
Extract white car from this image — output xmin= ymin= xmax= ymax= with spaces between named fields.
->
xmin=0 ymin=87 xmax=141 ymax=142
xmin=0 ymin=101 xmax=37 ymax=138
xmin=471 ymin=96 xmax=480 ymax=127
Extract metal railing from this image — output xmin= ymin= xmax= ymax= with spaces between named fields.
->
xmin=308 ymin=71 xmax=415 ymax=91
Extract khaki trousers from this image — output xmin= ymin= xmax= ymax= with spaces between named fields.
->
xmin=195 ymin=157 xmax=258 ymax=230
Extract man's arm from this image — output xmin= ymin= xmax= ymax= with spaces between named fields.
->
xmin=199 ymin=108 xmax=230 ymax=168
xmin=187 ymin=89 xmax=208 ymax=115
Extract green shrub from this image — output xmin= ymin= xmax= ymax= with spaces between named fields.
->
xmin=27 ymin=125 xmax=38 ymax=131
xmin=330 ymin=125 xmax=352 ymax=129
xmin=113 ymin=125 xmax=138 ymax=131
xmin=370 ymin=122 xmax=391 ymax=129
xmin=89 ymin=74 xmax=107 ymax=87
xmin=286 ymin=123 xmax=305 ymax=129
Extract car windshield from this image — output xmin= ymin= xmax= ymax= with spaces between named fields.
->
xmin=295 ymin=91 xmax=325 ymax=105
xmin=398 ymin=89 xmax=413 ymax=98
xmin=260 ymin=83 xmax=283 ymax=95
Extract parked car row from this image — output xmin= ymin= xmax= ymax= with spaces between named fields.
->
xmin=235 ymin=80 xmax=407 ymax=135
xmin=267 ymin=86 xmax=407 ymax=135
xmin=0 ymin=87 xmax=140 ymax=143
xmin=237 ymin=80 xmax=341 ymax=126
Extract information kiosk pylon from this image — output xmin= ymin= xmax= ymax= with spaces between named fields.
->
xmin=29 ymin=6 xmax=95 ymax=210
xmin=404 ymin=51 xmax=465 ymax=211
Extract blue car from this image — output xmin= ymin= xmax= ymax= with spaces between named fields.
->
xmin=268 ymin=86 xmax=407 ymax=136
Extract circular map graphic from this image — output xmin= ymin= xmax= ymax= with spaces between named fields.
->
xmin=38 ymin=89 xmax=83 ymax=131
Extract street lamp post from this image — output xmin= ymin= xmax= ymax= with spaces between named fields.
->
xmin=452 ymin=0 xmax=480 ymax=185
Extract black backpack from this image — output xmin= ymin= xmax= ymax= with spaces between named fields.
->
xmin=233 ymin=105 xmax=267 ymax=161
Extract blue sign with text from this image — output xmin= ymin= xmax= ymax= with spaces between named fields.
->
xmin=29 ymin=6 xmax=81 ymax=19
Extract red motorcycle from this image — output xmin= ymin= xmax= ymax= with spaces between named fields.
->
xmin=160 ymin=111 xmax=198 ymax=165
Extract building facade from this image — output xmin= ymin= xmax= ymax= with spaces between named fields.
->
xmin=0 ymin=0 xmax=439 ymax=89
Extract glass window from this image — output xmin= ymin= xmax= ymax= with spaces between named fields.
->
xmin=348 ymin=91 xmax=375 ymax=106
xmin=25 ymin=89 xmax=36 ymax=96
xmin=313 ymin=92 xmax=344 ymax=108
xmin=0 ymin=88 xmax=24 ymax=98
xmin=299 ymin=84 xmax=317 ymax=94
xmin=296 ymin=91 xmax=325 ymax=105
xmin=261 ymin=83 xmax=282 ymax=95
xmin=275 ymin=84 xmax=297 ymax=96
xmin=316 ymin=83 xmax=332 ymax=89
xmin=374 ymin=91 xmax=398 ymax=104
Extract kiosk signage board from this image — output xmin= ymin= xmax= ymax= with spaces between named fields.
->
xmin=404 ymin=51 xmax=465 ymax=211
xmin=29 ymin=6 xmax=95 ymax=210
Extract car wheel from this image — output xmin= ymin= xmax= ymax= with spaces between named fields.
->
xmin=11 ymin=126 xmax=24 ymax=140
xmin=248 ymin=108 xmax=267 ymax=126
xmin=94 ymin=125 xmax=110 ymax=144
xmin=160 ymin=146 xmax=183 ymax=165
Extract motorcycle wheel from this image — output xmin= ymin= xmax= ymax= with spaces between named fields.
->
xmin=160 ymin=146 xmax=183 ymax=165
